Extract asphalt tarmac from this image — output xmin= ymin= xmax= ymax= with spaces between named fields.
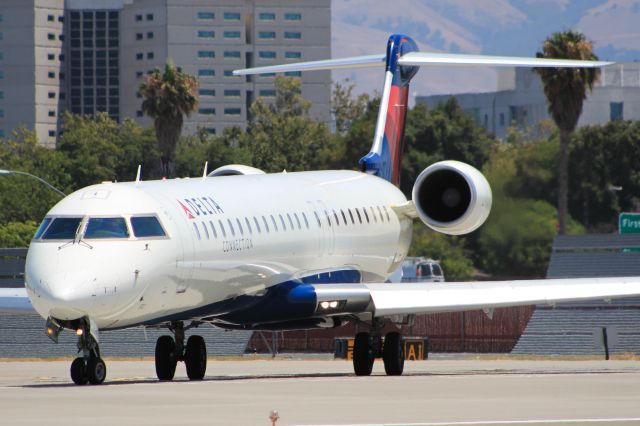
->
xmin=1 ymin=357 xmax=640 ymax=426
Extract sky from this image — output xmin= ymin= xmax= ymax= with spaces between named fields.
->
xmin=331 ymin=0 xmax=640 ymax=99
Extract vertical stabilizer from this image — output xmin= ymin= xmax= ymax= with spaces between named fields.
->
xmin=359 ymin=34 xmax=419 ymax=187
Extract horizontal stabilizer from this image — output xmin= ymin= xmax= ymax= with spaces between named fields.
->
xmin=234 ymin=51 xmax=611 ymax=76
xmin=397 ymin=51 xmax=613 ymax=68
xmin=233 ymin=54 xmax=385 ymax=76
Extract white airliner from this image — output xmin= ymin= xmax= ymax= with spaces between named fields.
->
xmin=4 ymin=34 xmax=640 ymax=385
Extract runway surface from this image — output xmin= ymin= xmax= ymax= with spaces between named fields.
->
xmin=1 ymin=357 xmax=640 ymax=425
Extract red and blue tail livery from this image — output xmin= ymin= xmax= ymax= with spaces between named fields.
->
xmin=359 ymin=34 xmax=419 ymax=187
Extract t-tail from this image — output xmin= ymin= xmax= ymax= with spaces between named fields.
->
xmin=233 ymin=34 xmax=611 ymax=187
xmin=359 ymin=35 xmax=418 ymax=186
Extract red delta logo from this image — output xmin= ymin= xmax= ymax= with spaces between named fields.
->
xmin=177 ymin=200 xmax=195 ymax=219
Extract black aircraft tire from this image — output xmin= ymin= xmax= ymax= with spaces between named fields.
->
xmin=353 ymin=332 xmax=374 ymax=376
xmin=383 ymin=332 xmax=404 ymax=376
xmin=70 ymin=357 xmax=88 ymax=385
xmin=87 ymin=357 xmax=107 ymax=385
xmin=185 ymin=335 xmax=207 ymax=381
xmin=155 ymin=335 xmax=177 ymax=381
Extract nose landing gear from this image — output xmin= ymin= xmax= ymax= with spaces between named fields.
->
xmin=68 ymin=318 xmax=106 ymax=385
xmin=154 ymin=321 xmax=207 ymax=381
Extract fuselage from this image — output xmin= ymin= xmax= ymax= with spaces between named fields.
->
xmin=25 ymin=170 xmax=412 ymax=330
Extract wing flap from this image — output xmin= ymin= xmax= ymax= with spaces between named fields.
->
xmin=365 ymin=277 xmax=640 ymax=317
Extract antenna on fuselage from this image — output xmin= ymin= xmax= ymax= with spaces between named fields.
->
xmin=202 ymin=161 xmax=208 ymax=178
xmin=135 ymin=165 xmax=142 ymax=183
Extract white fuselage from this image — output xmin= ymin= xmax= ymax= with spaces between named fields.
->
xmin=25 ymin=170 xmax=412 ymax=330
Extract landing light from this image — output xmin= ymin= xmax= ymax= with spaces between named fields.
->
xmin=46 ymin=327 xmax=55 ymax=335
xmin=76 ymin=328 xmax=84 ymax=336
xmin=320 ymin=300 xmax=340 ymax=310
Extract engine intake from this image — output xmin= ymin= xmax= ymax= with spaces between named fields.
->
xmin=412 ymin=160 xmax=492 ymax=235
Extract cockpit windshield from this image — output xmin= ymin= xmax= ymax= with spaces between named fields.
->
xmin=41 ymin=217 xmax=83 ymax=240
xmin=84 ymin=217 xmax=129 ymax=239
xmin=130 ymin=216 xmax=166 ymax=238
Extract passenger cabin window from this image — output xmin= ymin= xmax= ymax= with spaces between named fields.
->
xmin=131 ymin=216 xmax=166 ymax=237
xmin=34 ymin=217 xmax=53 ymax=239
xmin=279 ymin=214 xmax=287 ymax=231
xmin=84 ymin=217 xmax=129 ymax=239
xmin=262 ymin=216 xmax=270 ymax=233
xmin=218 ymin=220 xmax=227 ymax=238
xmin=383 ymin=206 xmax=391 ymax=221
xmin=301 ymin=212 xmax=309 ymax=228
xmin=209 ymin=220 xmax=218 ymax=238
xmin=253 ymin=217 xmax=261 ymax=233
xmin=348 ymin=209 xmax=355 ymax=224
xmin=363 ymin=208 xmax=370 ymax=223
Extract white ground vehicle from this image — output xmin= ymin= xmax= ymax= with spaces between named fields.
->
xmin=401 ymin=257 xmax=445 ymax=283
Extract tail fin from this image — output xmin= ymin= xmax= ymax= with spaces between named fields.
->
xmin=232 ymin=34 xmax=611 ymax=186
xmin=359 ymin=35 xmax=419 ymax=187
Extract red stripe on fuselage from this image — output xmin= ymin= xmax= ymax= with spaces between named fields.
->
xmin=384 ymin=85 xmax=409 ymax=186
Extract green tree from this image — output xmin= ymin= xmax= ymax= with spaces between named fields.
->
xmin=534 ymin=31 xmax=600 ymax=234
xmin=0 ymin=221 xmax=38 ymax=247
xmin=332 ymin=79 xmax=370 ymax=134
xmin=139 ymin=61 xmax=198 ymax=176
xmin=246 ymin=76 xmax=342 ymax=172
xmin=409 ymin=223 xmax=474 ymax=280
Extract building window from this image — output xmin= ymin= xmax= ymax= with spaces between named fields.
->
xmin=259 ymin=89 xmax=276 ymax=97
xmin=258 ymin=31 xmax=276 ymax=39
xmin=198 ymin=89 xmax=215 ymax=96
xmin=198 ymin=30 xmax=215 ymax=38
xmin=197 ymin=12 xmax=214 ymax=20
xmin=136 ymin=71 xmax=143 ymax=77
xmin=259 ymin=51 xmax=276 ymax=59
xmin=224 ymin=51 xmax=241 ymax=59
xmin=223 ymin=70 xmax=235 ymax=77
xmin=259 ymin=12 xmax=275 ymax=20
xmin=199 ymin=108 xmax=215 ymax=115
xmin=224 ymin=31 xmax=241 ymax=39
xmin=136 ymin=33 xmax=143 ymax=40
xmin=47 ymin=33 xmax=56 ymax=41
xmin=198 ymin=50 xmax=215 ymax=59
xmin=48 ymin=92 xmax=56 ymax=99
xmin=48 ymin=130 xmax=55 ymax=137
xmin=136 ymin=53 xmax=143 ymax=60
xmin=135 ymin=14 xmax=142 ymax=22
xmin=284 ymin=13 xmax=301 ymax=21
xmin=285 ymin=51 xmax=301 ymax=59
xmin=259 ymin=72 xmax=275 ymax=77
xmin=284 ymin=32 xmax=301 ymax=39
xmin=223 ymin=12 xmax=241 ymax=21
xmin=499 ymin=113 xmax=505 ymax=126
xmin=48 ymin=53 xmax=55 ymax=61
xmin=610 ymin=102 xmax=624 ymax=121
xmin=198 ymin=69 xmax=215 ymax=77
xmin=224 ymin=89 xmax=240 ymax=97
xmin=147 ymin=32 xmax=154 ymax=39
xmin=48 ymin=71 xmax=55 ymax=79
xmin=48 ymin=110 xmax=56 ymax=117
xmin=147 ymin=52 xmax=154 ymax=59
xmin=205 ymin=128 xmax=216 ymax=134
xmin=285 ymin=71 xmax=301 ymax=77
xmin=224 ymin=108 xmax=241 ymax=115
xmin=146 ymin=13 xmax=154 ymax=21
xmin=48 ymin=14 xmax=55 ymax=22
xmin=136 ymin=110 xmax=143 ymax=117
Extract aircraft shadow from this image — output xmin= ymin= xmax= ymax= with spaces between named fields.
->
xmin=15 ymin=368 xmax=633 ymax=389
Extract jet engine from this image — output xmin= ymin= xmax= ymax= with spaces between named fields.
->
xmin=208 ymin=164 xmax=265 ymax=177
xmin=412 ymin=160 xmax=492 ymax=235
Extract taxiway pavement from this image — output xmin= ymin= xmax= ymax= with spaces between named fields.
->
xmin=1 ymin=358 xmax=640 ymax=425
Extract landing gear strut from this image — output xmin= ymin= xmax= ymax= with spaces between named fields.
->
xmin=154 ymin=321 xmax=207 ymax=381
xmin=69 ymin=319 xmax=106 ymax=385
xmin=352 ymin=319 xmax=405 ymax=376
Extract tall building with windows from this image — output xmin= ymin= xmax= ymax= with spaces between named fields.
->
xmin=0 ymin=0 xmax=331 ymax=146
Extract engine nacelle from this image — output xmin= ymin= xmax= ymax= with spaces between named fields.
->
xmin=207 ymin=164 xmax=265 ymax=177
xmin=412 ymin=160 xmax=492 ymax=235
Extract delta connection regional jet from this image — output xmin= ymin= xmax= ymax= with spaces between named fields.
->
xmin=2 ymin=33 xmax=640 ymax=385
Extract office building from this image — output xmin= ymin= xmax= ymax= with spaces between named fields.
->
xmin=0 ymin=0 xmax=331 ymax=147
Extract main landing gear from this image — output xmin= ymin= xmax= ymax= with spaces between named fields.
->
xmin=69 ymin=320 xmax=107 ymax=385
xmin=155 ymin=321 xmax=207 ymax=381
xmin=352 ymin=319 xmax=405 ymax=376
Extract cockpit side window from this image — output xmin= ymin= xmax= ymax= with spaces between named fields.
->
xmin=42 ymin=217 xmax=83 ymax=240
xmin=34 ymin=217 xmax=53 ymax=239
xmin=84 ymin=217 xmax=129 ymax=239
xmin=131 ymin=216 xmax=167 ymax=238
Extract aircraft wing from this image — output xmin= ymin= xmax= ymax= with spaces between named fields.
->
xmin=363 ymin=277 xmax=640 ymax=317
xmin=0 ymin=287 xmax=34 ymax=314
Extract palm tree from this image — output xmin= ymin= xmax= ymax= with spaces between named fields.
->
xmin=139 ymin=61 xmax=198 ymax=177
xmin=534 ymin=31 xmax=600 ymax=234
